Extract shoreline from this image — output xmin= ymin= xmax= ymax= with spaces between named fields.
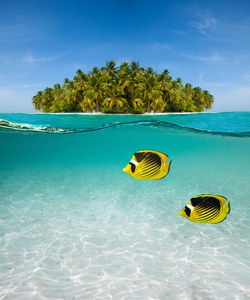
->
xmin=0 ymin=111 xmax=233 ymax=115
xmin=1 ymin=111 xmax=248 ymax=115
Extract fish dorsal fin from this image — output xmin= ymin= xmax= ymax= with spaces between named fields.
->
xmin=191 ymin=196 xmax=203 ymax=207
xmin=191 ymin=195 xmax=223 ymax=208
xmin=134 ymin=151 xmax=147 ymax=162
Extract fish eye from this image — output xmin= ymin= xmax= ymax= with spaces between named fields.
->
xmin=129 ymin=162 xmax=136 ymax=173
xmin=184 ymin=206 xmax=191 ymax=217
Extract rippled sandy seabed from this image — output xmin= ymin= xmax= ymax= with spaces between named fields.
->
xmin=0 ymin=114 xmax=250 ymax=299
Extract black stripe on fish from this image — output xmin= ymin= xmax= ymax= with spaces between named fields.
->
xmin=193 ymin=197 xmax=220 ymax=210
xmin=140 ymin=160 xmax=160 ymax=175
xmin=194 ymin=197 xmax=221 ymax=221
xmin=197 ymin=197 xmax=221 ymax=210
xmin=196 ymin=206 xmax=220 ymax=217
xmin=140 ymin=160 xmax=160 ymax=172
xmin=184 ymin=206 xmax=191 ymax=217
xmin=191 ymin=196 xmax=220 ymax=207
xmin=147 ymin=153 xmax=161 ymax=167
xmin=196 ymin=210 xmax=220 ymax=221
xmin=141 ymin=154 xmax=161 ymax=169
xmin=134 ymin=152 xmax=147 ymax=163
xmin=129 ymin=162 xmax=136 ymax=173
xmin=140 ymin=169 xmax=159 ymax=178
xmin=191 ymin=196 xmax=213 ymax=207
xmin=195 ymin=205 xmax=221 ymax=221
xmin=140 ymin=163 xmax=160 ymax=174
xmin=195 ymin=206 xmax=220 ymax=217
xmin=195 ymin=200 xmax=220 ymax=211
xmin=140 ymin=158 xmax=156 ymax=169
xmin=191 ymin=196 xmax=203 ymax=207
xmin=140 ymin=167 xmax=159 ymax=178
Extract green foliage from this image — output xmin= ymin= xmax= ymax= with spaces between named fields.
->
xmin=32 ymin=61 xmax=214 ymax=113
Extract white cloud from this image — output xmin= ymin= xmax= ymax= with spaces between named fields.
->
xmin=20 ymin=83 xmax=45 ymax=89
xmin=191 ymin=15 xmax=217 ymax=35
xmin=205 ymin=82 xmax=225 ymax=87
xmin=22 ymin=53 xmax=68 ymax=64
xmin=149 ymin=43 xmax=169 ymax=50
xmin=187 ymin=6 xmax=250 ymax=41
xmin=180 ymin=52 xmax=222 ymax=62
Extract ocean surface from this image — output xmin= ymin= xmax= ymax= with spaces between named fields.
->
xmin=0 ymin=112 xmax=250 ymax=300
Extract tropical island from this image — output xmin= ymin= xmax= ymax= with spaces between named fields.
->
xmin=32 ymin=60 xmax=214 ymax=113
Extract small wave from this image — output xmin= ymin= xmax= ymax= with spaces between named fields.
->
xmin=0 ymin=119 xmax=74 ymax=133
xmin=0 ymin=118 xmax=249 ymax=138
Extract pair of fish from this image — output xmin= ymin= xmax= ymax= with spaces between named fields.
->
xmin=123 ymin=150 xmax=230 ymax=224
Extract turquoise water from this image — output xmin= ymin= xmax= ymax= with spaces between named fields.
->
xmin=0 ymin=112 xmax=250 ymax=299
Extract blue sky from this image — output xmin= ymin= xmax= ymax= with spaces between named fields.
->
xmin=0 ymin=0 xmax=250 ymax=112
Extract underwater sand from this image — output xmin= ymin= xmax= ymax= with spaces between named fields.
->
xmin=0 ymin=112 xmax=250 ymax=299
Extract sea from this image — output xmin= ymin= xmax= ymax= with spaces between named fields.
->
xmin=0 ymin=112 xmax=250 ymax=300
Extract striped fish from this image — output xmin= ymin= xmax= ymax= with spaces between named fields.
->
xmin=123 ymin=150 xmax=171 ymax=180
xmin=179 ymin=194 xmax=230 ymax=224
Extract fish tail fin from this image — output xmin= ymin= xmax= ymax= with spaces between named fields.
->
xmin=225 ymin=201 xmax=230 ymax=214
xmin=217 ymin=196 xmax=230 ymax=214
xmin=164 ymin=160 xmax=171 ymax=175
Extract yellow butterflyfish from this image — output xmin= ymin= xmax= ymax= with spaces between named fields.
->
xmin=179 ymin=194 xmax=230 ymax=224
xmin=123 ymin=150 xmax=171 ymax=180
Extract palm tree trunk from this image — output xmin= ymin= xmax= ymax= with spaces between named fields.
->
xmin=147 ymin=98 xmax=151 ymax=112
xmin=95 ymin=98 xmax=99 ymax=112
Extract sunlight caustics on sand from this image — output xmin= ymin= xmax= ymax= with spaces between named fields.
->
xmin=0 ymin=112 xmax=250 ymax=299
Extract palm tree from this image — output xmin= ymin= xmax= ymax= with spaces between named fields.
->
xmin=74 ymin=69 xmax=87 ymax=92
xmin=158 ymin=69 xmax=172 ymax=110
xmin=42 ymin=88 xmax=54 ymax=112
xmin=52 ymin=84 xmax=62 ymax=99
xmin=80 ymin=95 xmax=96 ymax=112
xmin=168 ymin=80 xmax=182 ymax=102
xmin=62 ymin=79 xmax=79 ymax=111
xmin=32 ymin=91 xmax=43 ymax=111
xmin=82 ymin=68 xmax=109 ymax=112
xmin=135 ymin=68 xmax=163 ymax=112
xmin=177 ymin=83 xmax=196 ymax=112
xmin=117 ymin=62 xmax=132 ymax=107
xmin=102 ymin=86 xmax=128 ymax=112
xmin=203 ymin=90 xmax=214 ymax=110
xmin=176 ymin=77 xmax=184 ymax=88
xmin=73 ymin=69 xmax=88 ymax=106
xmin=158 ymin=70 xmax=171 ymax=92
xmin=104 ymin=60 xmax=117 ymax=78
xmin=131 ymin=97 xmax=145 ymax=112
xmin=31 ymin=60 xmax=214 ymax=113
xmin=183 ymin=83 xmax=193 ymax=100
xmin=151 ymin=97 xmax=166 ymax=112
xmin=193 ymin=87 xmax=205 ymax=111
xmin=130 ymin=61 xmax=144 ymax=78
